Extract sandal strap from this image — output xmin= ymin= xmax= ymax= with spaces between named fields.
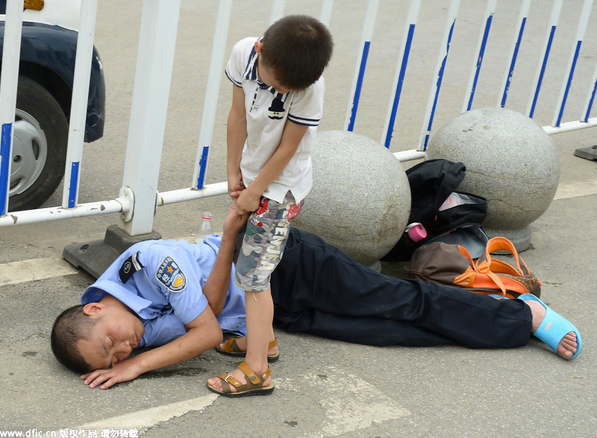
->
xmin=212 ymin=362 xmax=273 ymax=395
xmin=222 ymin=337 xmax=277 ymax=353
xmin=217 ymin=372 xmax=243 ymax=389
xmin=239 ymin=361 xmax=271 ymax=385
xmin=221 ymin=337 xmax=243 ymax=353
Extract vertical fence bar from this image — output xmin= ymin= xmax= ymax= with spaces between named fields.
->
xmin=380 ymin=0 xmax=420 ymax=148
xmin=344 ymin=0 xmax=379 ymax=131
xmin=417 ymin=0 xmax=460 ymax=151
xmin=270 ymin=0 xmax=285 ymax=25
xmin=498 ymin=0 xmax=531 ymax=108
xmin=526 ymin=0 xmax=562 ymax=118
xmin=582 ymin=58 xmax=597 ymax=123
xmin=193 ymin=0 xmax=232 ymax=190
xmin=119 ymin=0 xmax=182 ymax=236
xmin=462 ymin=0 xmax=497 ymax=113
xmin=0 ymin=0 xmax=24 ymax=216
xmin=320 ymin=0 xmax=334 ymax=27
xmin=552 ymin=0 xmax=594 ymax=127
xmin=62 ymin=0 xmax=98 ymax=209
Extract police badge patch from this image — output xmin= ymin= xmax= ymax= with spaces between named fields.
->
xmin=156 ymin=257 xmax=187 ymax=292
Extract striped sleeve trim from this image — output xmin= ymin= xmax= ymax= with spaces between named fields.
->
xmin=288 ymin=113 xmax=320 ymax=127
xmin=225 ymin=69 xmax=243 ymax=88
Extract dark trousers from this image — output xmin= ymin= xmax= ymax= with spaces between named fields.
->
xmin=271 ymin=228 xmax=533 ymax=348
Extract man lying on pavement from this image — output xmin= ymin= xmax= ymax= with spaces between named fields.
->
xmin=51 ymin=203 xmax=581 ymax=395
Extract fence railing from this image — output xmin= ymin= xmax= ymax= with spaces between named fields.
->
xmin=1 ymin=0 xmax=596 ymax=232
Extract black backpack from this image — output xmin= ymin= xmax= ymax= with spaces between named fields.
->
xmin=382 ymin=159 xmax=488 ymax=262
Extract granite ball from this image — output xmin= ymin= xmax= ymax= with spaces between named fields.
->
xmin=292 ymin=130 xmax=411 ymax=266
xmin=426 ymin=107 xmax=560 ymax=250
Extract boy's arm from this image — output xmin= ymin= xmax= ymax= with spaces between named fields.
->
xmin=201 ymin=203 xmax=249 ymax=315
xmin=81 ymin=306 xmax=223 ymax=390
xmin=236 ymin=120 xmax=309 ymax=213
xmin=227 ymin=85 xmax=247 ymax=199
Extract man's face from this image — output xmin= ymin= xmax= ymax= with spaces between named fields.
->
xmin=77 ymin=303 xmax=145 ymax=371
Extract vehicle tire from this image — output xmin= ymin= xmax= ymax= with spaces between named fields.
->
xmin=8 ymin=76 xmax=68 ymax=211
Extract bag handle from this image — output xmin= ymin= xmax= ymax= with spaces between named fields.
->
xmin=474 ymin=257 xmax=507 ymax=295
xmin=483 ymin=237 xmax=530 ymax=276
xmin=478 ymin=236 xmax=542 ymax=294
xmin=457 ymin=244 xmax=507 ymax=295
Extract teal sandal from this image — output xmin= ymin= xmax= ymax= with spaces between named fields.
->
xmin=518 ymin=294 xmax=582 ymax=360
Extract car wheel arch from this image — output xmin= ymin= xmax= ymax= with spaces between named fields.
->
xmin=15 ymin=60 xmax=73 ymax=120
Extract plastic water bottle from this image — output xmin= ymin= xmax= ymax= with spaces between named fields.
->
xmin=194 ymin=211 xmax=213 ymax=244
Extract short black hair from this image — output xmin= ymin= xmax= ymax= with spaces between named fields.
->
xmin=261 ymin=14 xmax=334 ymax=90
xmin=51 ymin=305 xmax=99 ymax=374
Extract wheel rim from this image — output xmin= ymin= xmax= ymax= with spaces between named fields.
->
xmin=10 ymin=109 xmax=49 ymax=196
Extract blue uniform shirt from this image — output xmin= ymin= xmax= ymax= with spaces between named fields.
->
xmin=81 ymin=236 xmax=247 ymax=348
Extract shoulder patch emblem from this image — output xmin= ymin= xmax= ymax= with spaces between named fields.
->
xmin=156 ymin=256 xmax=187 ymax=293
xmin=119 ymin=251 xmax=144 ymax=284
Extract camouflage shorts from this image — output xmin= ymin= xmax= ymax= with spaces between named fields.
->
xmin=234 ymin=192 xmax=303 ymax=292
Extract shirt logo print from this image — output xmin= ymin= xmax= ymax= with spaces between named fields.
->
xmin=156 ymin=257 xmax=187 ymax=292
xmin=268 ymin=95 xmax=285 ymax=120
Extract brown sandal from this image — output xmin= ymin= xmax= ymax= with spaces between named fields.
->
xmin=215 ymin=337 xmax=280 ymax=362
xmin=207 ymin=361 xmax=274 ymax=397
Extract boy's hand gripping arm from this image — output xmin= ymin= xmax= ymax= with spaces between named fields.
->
xmin=235 ymin=120 xmax=308 ymax=214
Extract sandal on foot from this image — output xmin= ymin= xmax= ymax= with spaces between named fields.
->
xmin=216 ymin=337 xmax=280 ymax=362
xmin=207 ymin=361 xmax=274 ymax=397
xmin=518 ymin=294 xmax=582 ymax=360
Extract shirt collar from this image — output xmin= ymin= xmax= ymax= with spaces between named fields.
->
xmin=243 ymin=36 xmax=285 ymax=97
xmin=243 ymin=36 xmax=261 ymax=82
xmin=82 ymin=283 xmax=154 ymax=319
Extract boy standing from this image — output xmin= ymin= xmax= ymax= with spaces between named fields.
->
xmin=208 ymin=15 xmax=333 ymax=396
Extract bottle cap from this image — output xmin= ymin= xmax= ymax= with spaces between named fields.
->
xmin=407 ymin=223 xmax=427 ymax=242
xmin=201 ymin=211 xmax=212 ymax=220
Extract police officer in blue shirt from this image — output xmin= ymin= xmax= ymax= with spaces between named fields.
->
xmin=52 ymin=207 xmax=249 ymax=390
xmin=52 ymin=204 xmax=581 ymax=392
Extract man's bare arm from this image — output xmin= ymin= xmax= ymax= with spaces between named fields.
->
xmin=81 ymin=306 xmax=223 ymax=390
xmin=201 ymin=203 xmax=249 ymax=315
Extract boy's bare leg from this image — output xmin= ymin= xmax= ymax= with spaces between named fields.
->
xmin=208 ymin=287 xmax=273 ymax=392
xmin=525 ymin=300 xmax=578 ymax=359
xmin=217 ymin=329 xmax=278 ymax=356
xmin=245 ymin=287 xmax=274 ymax=373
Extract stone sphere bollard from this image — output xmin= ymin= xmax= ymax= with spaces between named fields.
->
xmin=426 ymin=107 xmax=560 ymax=251
xmin=292 ymin=130 xmax=411 ymax=267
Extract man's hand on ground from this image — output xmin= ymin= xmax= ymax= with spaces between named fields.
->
xmin=81 ymin=360 xmax=142 ymax=390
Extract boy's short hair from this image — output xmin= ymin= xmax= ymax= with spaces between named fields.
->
xmin=261 ymin=14 xmax=334 ymax=91
xmin=51 ymin=305 xmax=99 ymax=374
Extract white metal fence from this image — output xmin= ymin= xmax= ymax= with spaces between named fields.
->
xmin=1 ymin=0 xmax=596 ymax=233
